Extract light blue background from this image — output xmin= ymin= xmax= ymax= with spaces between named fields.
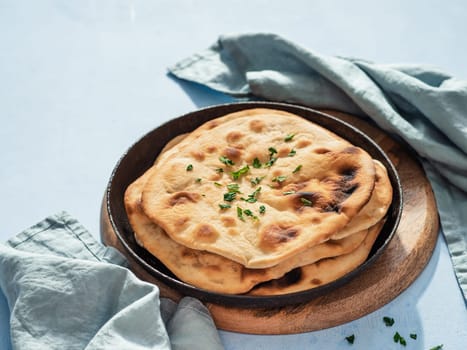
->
xmin=1 ymin=1 xmax=466 ymax=349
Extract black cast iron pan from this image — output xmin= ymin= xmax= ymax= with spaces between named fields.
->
xmin=104 ymin=101 xmax=403 ymax=308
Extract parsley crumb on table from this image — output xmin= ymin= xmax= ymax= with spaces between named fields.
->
xmin=345 ymin=334 xmax=355 ymax=344
xmin=383 ymin=316 xmax=395 ymax=327
xmin=393 ymin=331 xmax=407 ymax=346
xmin=342 ymin=317 xmax=446 ymax=349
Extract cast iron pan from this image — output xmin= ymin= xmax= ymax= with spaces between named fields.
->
xmin=105 ymin=101 xmax=403 ymax=308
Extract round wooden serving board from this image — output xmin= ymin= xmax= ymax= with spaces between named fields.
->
xmin=100 ymin=110 xmax=439 ymax=335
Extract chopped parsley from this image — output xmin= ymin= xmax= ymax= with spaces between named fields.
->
xmin=215 ymin=167 xmax=224 ymax=173
xmin=243 ymin=209 xmax=258 ymax=220
xmin=272 ymin=175 xmax=287 ymax=183
xmin=252 ymin=157 xmax=262 ymax=168
xmin=250 ymin=176 xmax=264 ymax=186
xmin=292 ymin=164 xmax=302 ymax=173
xmin=242 ymin=187 xmax=261 ymax=203
xmin=195 ymin=178 xmax=202 ymax=183
xmin=236 ymin=206 xmax=244 ymax=221
xmin=429 ymin=346 xmax=443 ymax=350
xmin=219 ymin=203 xmax=231 ymax=210
xmin=383 ymin=317 xmax=395 ymax=327
xmin=284 ymin=133 xmax=295 ymax=142
xmin=213 ymin=182 xmax=222 ymax=187
xmin=393 ymin=332 xmax=406 ymax=346
xmin=288 ymin=149 xmax=296 ymax=157
xmin=265 ymin=146 xmax=279 ymax=167
xmin=265 ymin=157 xmax=277 ymax=167
xmin=235 ymin=207 xmax=258 ymax=221
xmin=219 ymin=156 xmax=235 ymax=166
xmin=300 ymin=197 xmax=313 ymax=206
xmin=223 ymin=192 xmax=237 ymax=202
xmin=223 ymin=183 xmax=241 ymax=202
xmin=227 ymin=183 xmax=241 ymax=193
xmin=186 ymin=164 xmax=193 ymax=171
xmin=345 ymin=334 xmax=355 ymax=344
xmin=261 ymin=146 xmax=279 ymax=167
xmin=283 ymin=190 xmax=296 ymax=195
xmin=338 ymin=319 xmax=427 ymax=349
xmin=231 ymin=165 xmax=250 ymax=180
xmin=259 ymin=205 xmax=266 ymax=214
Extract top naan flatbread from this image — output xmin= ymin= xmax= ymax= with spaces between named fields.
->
xmin=141 ymin=108 xmax=376 ymax=268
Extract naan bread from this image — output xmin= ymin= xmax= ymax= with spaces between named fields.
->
xmin=125 ymin=167 xmax=369 ymax=294
xmin=248 ymin=219 xmax=385 ymax=296
xmin=141 ymin=108 xmax=376 ymax=268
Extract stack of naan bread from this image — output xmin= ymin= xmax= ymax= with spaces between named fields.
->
xmin=124 ymin=108 xmax=393 ymax=295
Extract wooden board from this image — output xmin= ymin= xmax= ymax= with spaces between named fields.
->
xmin=100 ymin=110 xmax=439 ymax=335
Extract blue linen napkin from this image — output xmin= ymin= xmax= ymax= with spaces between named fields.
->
xmin=168 ymin=33 xmax=467 ymax=303
xmin=0 ymin=212 xmax=224 ymax=350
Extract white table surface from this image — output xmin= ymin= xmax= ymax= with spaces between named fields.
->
xmin=1 ymin=1 xmax=466 ymax=349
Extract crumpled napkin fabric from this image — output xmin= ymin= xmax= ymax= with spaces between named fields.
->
xmin=0 ymin=212 xmax=224 ymax=350
xmin=168 ymin=33 xmax=467 ymax=303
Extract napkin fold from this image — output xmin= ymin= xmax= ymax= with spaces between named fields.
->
xmin=169 ymin=33 xmax=467 ymax=303
xmin=0 ymin=212 xmax=224 ymax=350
